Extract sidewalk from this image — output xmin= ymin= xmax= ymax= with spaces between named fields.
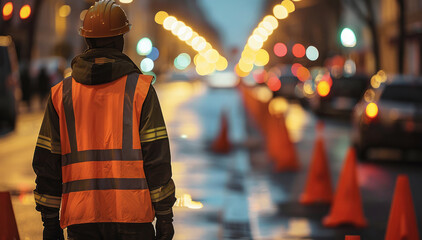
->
xmin=0 ymin=110 xmax=44 ymax=239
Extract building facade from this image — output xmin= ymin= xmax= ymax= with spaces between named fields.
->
xmin=380 ymin=0 xmax=422 ymax=75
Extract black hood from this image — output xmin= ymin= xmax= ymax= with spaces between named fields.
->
xmin=71 ymin=48 xmax=141 ymax=85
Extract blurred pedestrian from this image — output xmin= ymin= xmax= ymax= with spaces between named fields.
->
xmin=20 ymin=62 xmax=32 ymax=111
xmin=37 ymin=66 xmax=50 ymax=107
xmin=50 ymin=59 xmax=65 ymax=87
xmin=32 ymin=1 xmax=176 ymax=239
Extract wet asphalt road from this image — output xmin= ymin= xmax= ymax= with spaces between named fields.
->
xmin=0 ymin=80 xmax=421 ymax=239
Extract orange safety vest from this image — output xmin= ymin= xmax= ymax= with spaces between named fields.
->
xmin=50 ymin=73 xmax=155 ymax=228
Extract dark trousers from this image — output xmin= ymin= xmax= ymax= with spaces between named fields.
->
xmin=67 ymin=223 xmax=155 ymax=240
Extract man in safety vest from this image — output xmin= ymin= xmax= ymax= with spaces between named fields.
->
xmin=32 ymin=0 xmax=176 ymax=239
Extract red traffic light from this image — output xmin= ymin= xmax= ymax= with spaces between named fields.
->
xmin=20 ymin=4 xmax=31 ymax=19
xmin=2 ymin=2 xmax=13 ymax=21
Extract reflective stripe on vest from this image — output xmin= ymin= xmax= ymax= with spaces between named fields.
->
xmin=51 ymin=73 xmax=154 ymax=228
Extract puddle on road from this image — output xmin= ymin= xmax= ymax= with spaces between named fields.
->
xmin=174 ymin=193 xmax=204 ymax=210
xmin=285 ymin=103 xmax=310 ymax=143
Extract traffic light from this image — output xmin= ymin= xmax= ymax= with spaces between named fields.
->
xmin=340 ymin=28 xmax=357 ymax=48
xmin=19 ymin=4 xmax=31 ymax=19
xmin=2 ymin=2 xmax=13 ymax=21
xmin=2 ymin=2 xmax=33 ymax=21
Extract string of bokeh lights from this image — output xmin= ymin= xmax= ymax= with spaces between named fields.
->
xmin=154 ymin=11 xmax=228 ymax=76
xmin=236 ymin=0 xmax=322 ymax=93
xmin=236 ymin=0 xmax=295 ymax=78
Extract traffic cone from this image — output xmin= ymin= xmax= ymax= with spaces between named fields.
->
xmin=385 ymin=175 xmax=420 ymax=240
xmin=345 ymin=236 xmax=360 ymax=240
xmin=257 ymin=100 xmax=270 ymax=134
xmin=300 ymin=121 xmax=333 ymax=204
xmin=0 ymin=192 xmax=20 ymax=240
xmin=323 ymin=147 xmax=367 ymax=228
xmin=242 ymin=86 xmax=258 ymax=127
xmin=265 ymin=113 xmax=280 ymax=163
xmin=273 ymin=114 xmax=300 ymax=172
xmin=239 ymin=83 xmax=252 ymax=114
xmin=211 ymin=112 xmax=231 ymax=154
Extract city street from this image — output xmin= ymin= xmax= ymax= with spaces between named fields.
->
xmin=1 ymin=80 xmax=421 ymax=239
xmin=2 ymin=0 xmax=422 ymax=239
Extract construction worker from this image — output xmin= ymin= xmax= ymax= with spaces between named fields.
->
xmin=32 ymin=0 xmax=176 ymax=239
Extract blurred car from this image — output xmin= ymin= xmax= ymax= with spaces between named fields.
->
xmin=0 ymin=36 xmax=19 ymax=130
xmin=309 ymin=74 xmax=369 ymax=117
xmin=352 ymin=76 xmax=422 ymax=160
xmin=204 ymin=71 xmax=239 ymax=88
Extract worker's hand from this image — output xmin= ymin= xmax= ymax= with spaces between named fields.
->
xmin=42 ymin=216 xmax=64 ymax=240
xmin=156 ymin=218 xmax=174 ymax=240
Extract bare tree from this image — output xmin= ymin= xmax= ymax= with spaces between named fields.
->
xmin=26 ymin=0 xmax=43 ymax=60
xmin=343 ymin=0 xmax=380 ymax=72
xmin=397 ymin=0 xmax=405 ymax=74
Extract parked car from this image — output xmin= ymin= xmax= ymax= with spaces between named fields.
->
xmin=309 ymin=74 xmax=369 ymax=117
xmin=0 ymin=36 xmax=19 ymax=130
xmin=352 ymin=76 xmax=422 ymax=160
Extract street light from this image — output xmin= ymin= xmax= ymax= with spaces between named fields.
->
xmin=292 ymin=43 xmax=306 ymax=58
xmin=273 ymin=4 xmax=288 ymax=20
xmin=136 ymin=37 xmax=153 ymax=56
xmin=281 ymin=0 xmax=295 ymax=13
xmin=306 ymin=46 xmax=319 ymax=61
xmin=255 ymin=49 xmax=270 ymax=66
xmin=155 ymin=11 xmax=228 ymax=75
xmin=236 ymin=0 xmax=297 ymax=77
xmin=59 ymin=5 xmax=71 ymax=18
xmin=274 ymin=43 xmax=287 ymax=57
xmin=174 ymin=53 xmax=191 ymax=70
xmin=340 ymin=28 xmax=357 ymax=48
xmin=154 ymin=11 xmax=168 ymax=25
xmin=140 ymin=58 xmax=154 ymax=72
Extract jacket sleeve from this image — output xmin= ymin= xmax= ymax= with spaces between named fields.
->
xmin=32 ymin=95 xmax=62 ymax=217
xmin=140 ymin=85 xmax=176 ymax=220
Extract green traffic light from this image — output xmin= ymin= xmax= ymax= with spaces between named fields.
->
xmin=340 ymin=28 xmax=357 ymax=48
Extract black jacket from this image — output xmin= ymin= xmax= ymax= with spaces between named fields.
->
xmin=33 ymin=48 xmax=176 ymax=222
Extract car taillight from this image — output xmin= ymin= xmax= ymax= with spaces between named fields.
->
xmin=365 ymin=102 xmax=378 ymax=118
xmin=317 ymin=81 xmax=330 ymax=97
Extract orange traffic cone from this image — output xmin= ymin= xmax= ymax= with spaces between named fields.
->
xmin=300 ymin=121 xmax=333 ymax=204
xmin=265 ymin=113 xmax=280 ymax=162
xmin=0 ymin=192 xmax=20 ymax=240
xmin=211 ymin=112 xmax=231 ymax=154
xmin=385 ymin=175 xmax=420 ymax=240
xmin=239 ymin=83 xmax=252 ymax=114
xmin=257 ymin=100 xmax=270 ymax=134
xmin=323 ymin=147 xmax=367 ymax=228
xmin=345 ymin=236 xmax=360 ymax=240
xmin=273 ymin=114 xmax=300 ymax=172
